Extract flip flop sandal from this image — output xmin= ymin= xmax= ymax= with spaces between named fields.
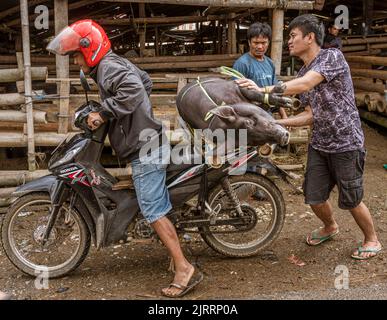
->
xmin=351 ymin=243 xmax=382 ymax=260
xmin=161 ymin=269 xmax=204 ymax=298
xmin=306 ymin=228 xmax=339 ymax=246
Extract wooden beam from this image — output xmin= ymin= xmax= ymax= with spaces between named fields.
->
xmin=20 ymin=0 xmax=36 ymax=171
xmin=130 ymin=53 xmax=240 ymax=64
xmin=97 ymin=15 xmax=222 ymax=26
xmin=99 ymin=0 xmax=316 ymax=10
xmin=6 ymin=0 xmax=95 ymax=27
xmin=342 ymin=36 xmax=387 ymax=45
xmin=0 ymin=0 xmax=48 ymax=21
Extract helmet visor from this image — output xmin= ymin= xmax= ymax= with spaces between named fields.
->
xmin=46 ymin=26 xmax=81 ymax=55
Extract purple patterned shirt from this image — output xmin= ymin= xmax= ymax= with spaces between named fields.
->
xmin=297 ymin=48 xmax=364 ymax=153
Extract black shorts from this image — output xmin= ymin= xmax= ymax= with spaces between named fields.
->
xmin=303 ymin=145 xmax=366 ymax=210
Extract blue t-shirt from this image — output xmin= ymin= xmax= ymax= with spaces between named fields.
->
xmin=233 ymin=53 xmax=278 ymax=87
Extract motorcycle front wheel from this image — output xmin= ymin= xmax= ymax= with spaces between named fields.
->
xmin=1 ymin=192 xmax=90 ymax=278
xmin=200 ymin=173 xmax=285 ymax=258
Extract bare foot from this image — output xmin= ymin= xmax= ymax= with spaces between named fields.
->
xmin=352 ymin=240 xmax=382 ymax=260
xmin=306 ymin=224 xmax=339 ymax=245
xmin=161 ymin=263 xmax=194 ymax=297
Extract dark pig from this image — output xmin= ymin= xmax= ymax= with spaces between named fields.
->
xmin=176 ymin=78 xmax=291 ymax=147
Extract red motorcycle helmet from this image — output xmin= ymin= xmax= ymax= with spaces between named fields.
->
xmin=47 ymin=19 xmax=111 ymax=67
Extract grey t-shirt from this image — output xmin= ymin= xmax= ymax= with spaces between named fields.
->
xmin=298 ymin=48 xmax=364 ymax=153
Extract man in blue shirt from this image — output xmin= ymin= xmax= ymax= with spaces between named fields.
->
xmin=233 ymin=22 xmax=278 ymax=88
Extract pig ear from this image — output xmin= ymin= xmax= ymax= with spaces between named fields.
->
xmin=210 ymin=106 xmax=237 ymax=123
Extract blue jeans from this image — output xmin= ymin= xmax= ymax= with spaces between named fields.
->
xmin=130 ymin=143 xmax=172 ymax=223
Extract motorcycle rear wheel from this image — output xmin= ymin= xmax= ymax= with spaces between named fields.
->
xmin=200 ymin=173 xmax=285 ymax=257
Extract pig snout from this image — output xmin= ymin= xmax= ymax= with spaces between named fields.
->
xmin=273 ymin=125 xmax=290 ymax=146
xmin=280 ymin=131 xmax=290 ymax=146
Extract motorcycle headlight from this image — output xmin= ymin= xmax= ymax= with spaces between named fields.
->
xmin=49 ymin=146 xmax=82 ymax=169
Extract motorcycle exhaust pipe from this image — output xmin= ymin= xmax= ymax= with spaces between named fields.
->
xmin=259 ymin=143 xmax=276 ymax=158
xmin=290 ymin=98 xmax=302 ymax=111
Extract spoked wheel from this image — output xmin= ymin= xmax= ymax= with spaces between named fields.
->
xmin=200 ymin=173 xmax=285 ymax=257
xmin=1 ymin=192 xmax=90 ymax=278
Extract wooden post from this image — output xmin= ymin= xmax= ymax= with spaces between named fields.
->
xmin=19 ymin=0 xmax=36 ymax=171
xmin=54 ymin=0 xmax=70 ymax=134
xmin=363 ymin=0 xmax=374 ymax=36
xmin=16 ymin=52 xmax=25 ymax=93
xmin=139 ymin=3 xmax=146 ymax=57
xmin=155 ymin=27 xmax=159 ymax=56
xmin=271 ymin=9 xmax=284 ymax=76
xmin=227 ymin=13 xmax=237 ymax=54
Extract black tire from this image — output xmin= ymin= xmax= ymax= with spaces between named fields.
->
xmin=1 ymin=192 xmax=91 ymax=278
xmin=200 ymin=173 xmax=285 ymax=258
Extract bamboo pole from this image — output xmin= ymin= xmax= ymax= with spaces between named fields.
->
xmin=0 ymin=93 xmax=25 ymax=106
xmin=271 ymin=9 xmax=284 ymax=76
xmin=345 ymin=55 xmax=387 ymax=65
xmin=0 ymin=110 xmax=47 ymax=123
xmin=0 ymin=67 xmax=48 ymax=83
xmin=342 ymin=43 xmax=387 ymax=52
xmin=355 ymin=92 xmax=368 ymax=107
xmin=359 ymin=109 xmax=387 ymax=129
xmin=376 ymin=100 xmax=386 ymax=114
xmin=0 ymin=168 xmax=127 ymax=187
xmin=54 ymin=0 xmax=70 ymax=134
xmin=351 ymin=68 xmax=387 ymax=81
xmin=342 ymin=36 xmax=387 ymax=46
xmin=352 ymin=78 xmax=386 ymax=94
xmin=20 ymin=0 xmax=36 ymax=171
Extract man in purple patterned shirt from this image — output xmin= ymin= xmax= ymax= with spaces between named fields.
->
xmin=236 ymin=14 xmax=381 ymax=260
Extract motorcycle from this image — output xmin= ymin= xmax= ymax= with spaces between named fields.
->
xmin=1 ymin=71 xmax=291 ymax=278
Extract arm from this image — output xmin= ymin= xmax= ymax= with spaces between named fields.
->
xmin=236 ymin=70 xmax=325 ymax=95
xmin=275 ymin=105 xmax=313 ymax=127
xmin=99 ymin=66 xmax=150 ymax=120
xmin=140 ymin=69 xmax=153 ymax=96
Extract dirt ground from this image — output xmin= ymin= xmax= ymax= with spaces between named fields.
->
xmin=0 ymin=124 xmax=386 ymax=300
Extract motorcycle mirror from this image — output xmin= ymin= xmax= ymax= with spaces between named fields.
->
xmin=80 ymin=69 xmax=90 ymax=104
xmin=80 ymin=69 xmax=91 ymax=92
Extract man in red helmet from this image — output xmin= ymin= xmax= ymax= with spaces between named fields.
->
xmin=47 ymin=19 xmax=202 ymax=298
